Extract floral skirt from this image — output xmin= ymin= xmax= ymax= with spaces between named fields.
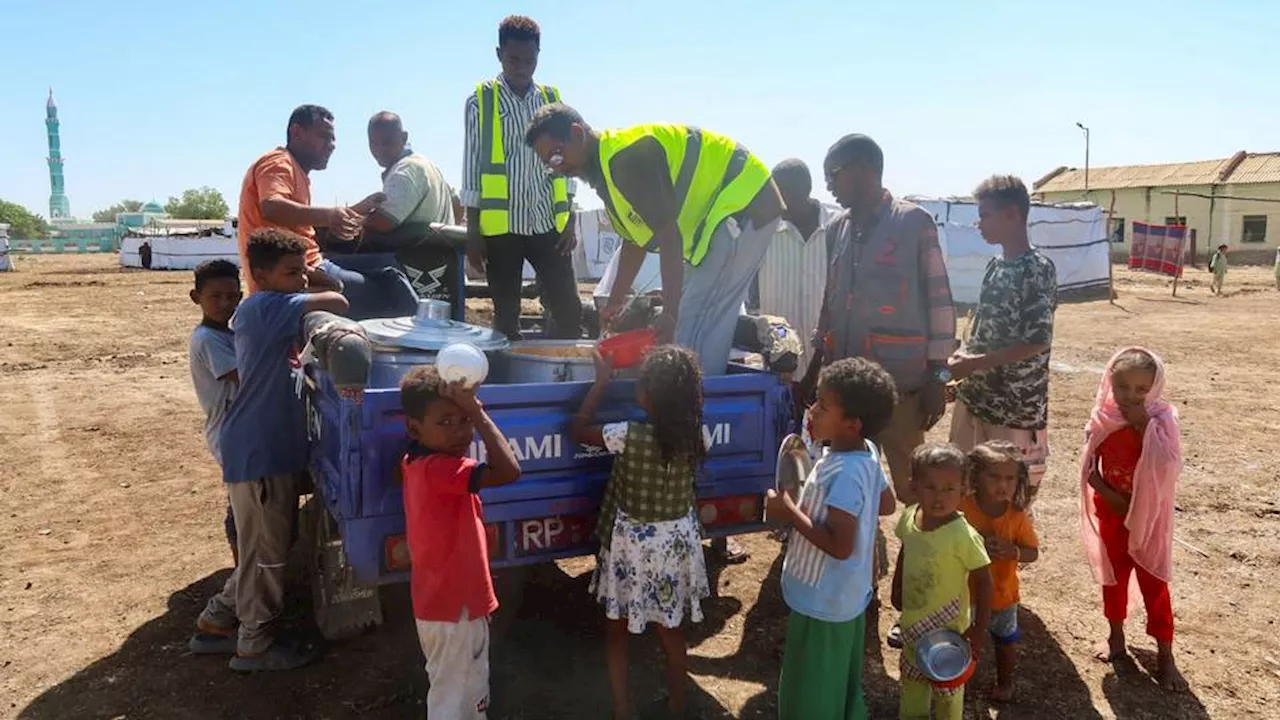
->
xmin=589 ymin=508 xmax=710 ymax=634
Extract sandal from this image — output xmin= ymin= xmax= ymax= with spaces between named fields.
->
xmin=228 ymin=639 xmax=319 ymax=672
xmin=714 ymin=537 xmax=750 ymax=565
xmin=887 ymin=622 xmax=904 ymax=649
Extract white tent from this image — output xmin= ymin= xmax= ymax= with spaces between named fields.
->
xmin=120 ymin=234 xmax=240 ymax=270
xmin=913 ymin=197 xmax=1110 ymax=304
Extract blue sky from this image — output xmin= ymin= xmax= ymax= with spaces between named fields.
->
xmin=0 ymin=0 xmax=1274 ymax=219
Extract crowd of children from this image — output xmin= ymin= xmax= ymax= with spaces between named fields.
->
xmin=183 ymin=216 xmax=1187 ymax=716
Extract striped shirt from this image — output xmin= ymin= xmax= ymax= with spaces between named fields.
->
xmin=780 ymin=445 xmax=887 ymax=622
xmin=756 ymin=202 xmax=840 ymax=377
xmin=461 ymin=75 xmax=576 ymax=236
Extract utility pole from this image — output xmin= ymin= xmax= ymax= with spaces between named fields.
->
xmin=1075 ymin=122 xmax=1091 ymax=195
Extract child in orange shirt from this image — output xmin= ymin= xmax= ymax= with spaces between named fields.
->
xmin=960 ymin=440 xmax=1039 ymax=702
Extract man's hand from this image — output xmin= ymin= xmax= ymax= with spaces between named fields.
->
xmin=351 ymin=192 xmax=387 ymax=215
xmin=921 ymin=379 xmax=947 ymax=430
xmin=466 ymin=236 xmax=487 ymax=274
xmin=947 ymin=351 xmax=981 ymax=381
xmin=441 ymin=380 xmax=483 ymax=415
xmin=329 ymin=207 xmax=364 ymax=240
xmin=556 ymin=224 xmax=578 ymax=255
xmin=651 ymin=311 xmax=677 ymax=345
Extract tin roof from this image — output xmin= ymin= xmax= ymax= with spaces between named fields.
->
xmin=1034 ymin=151 xmax=1280 ymax=193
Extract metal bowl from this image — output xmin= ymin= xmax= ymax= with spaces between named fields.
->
xmin=915 ymin=628 xmax=975 ymax=686
xmin=774 ymin=434 xmax=812 ymax=497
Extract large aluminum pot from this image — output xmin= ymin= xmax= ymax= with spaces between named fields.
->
xmin=499 ymin=340 xmax=599 ymax=384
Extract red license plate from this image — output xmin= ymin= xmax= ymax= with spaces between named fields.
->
xmin=516 ymin=514 xmax=596 ymax=555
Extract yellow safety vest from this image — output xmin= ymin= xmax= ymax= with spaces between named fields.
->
xmin=598 ymin=124 xmax=769 ymax=266
xmin=476 ymin=81 xmax=570 ymax=236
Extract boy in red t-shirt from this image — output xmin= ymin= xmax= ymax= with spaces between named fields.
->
xmin=399 ymin=365 xmax=521 ymax=718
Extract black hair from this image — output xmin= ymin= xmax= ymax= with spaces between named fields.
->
xmin=817 ymin=357 xmax=898 ymax=438
xmin=286 ymin=104 xmax=333 ymax=137
xmin=400 ymin=364 xmax=447 ymax=421
xmin=525 ymin=102 xmax=587 ymax=147
xmin=1111 ymin=348 xmax=1158 ymax=376
xmin=368 ymin=111 xmax=403 ymax=134
xmin=499 ymin=15 xmax=541 ymax=47
xmin=911 ymin=442 xmax=970 ymax=489
xmin=638 ymin=345 xmax=707 ymax=467
xmin=974 ymin=174 xmax=1031 ymax=220
xmin=825 ymin=134 xmax=884 ymax=177
xmin=193 ymin=259 xmax=239 ymax=292
xmin=968 ymin=440 xmax=1031 ymax=510
xmin=772 ymin=158 xmax=812 ymax=198
xmin=245 ymin=228 xmax=307 ymax=271
xmin=1217 ymin=243 xmax=1229 ymax=250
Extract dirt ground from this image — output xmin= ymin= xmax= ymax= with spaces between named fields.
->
xmin=2 ymin=254 xmax=1278 ymax=719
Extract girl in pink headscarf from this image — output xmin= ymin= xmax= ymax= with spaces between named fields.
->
xmin=1079 ymin=347 xmax=1187 ymax=691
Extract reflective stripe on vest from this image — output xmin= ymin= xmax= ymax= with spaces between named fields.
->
xmin=476 ymin=82 xmax=570 ymax=236
xmin=598 ymin=124 xmax=769 ymax=266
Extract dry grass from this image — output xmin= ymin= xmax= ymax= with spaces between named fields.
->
xmin=1 ymin=255 xmax=1277 ymax=719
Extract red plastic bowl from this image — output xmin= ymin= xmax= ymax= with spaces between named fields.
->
xmin=598 ymin=328 xmax=656 ymax=369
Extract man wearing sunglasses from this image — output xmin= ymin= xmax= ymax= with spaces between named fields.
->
xmin=524 ymin=103 xmax=784 ymax=377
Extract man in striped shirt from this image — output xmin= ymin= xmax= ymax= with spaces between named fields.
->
xmin=754 ymin=159 xmax=839 ymax=386
xmin=462 ymin=15 xmax=582 ymax=340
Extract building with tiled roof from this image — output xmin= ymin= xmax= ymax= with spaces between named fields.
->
xmin=1033 ymin=151 xmax=1280 ymax=261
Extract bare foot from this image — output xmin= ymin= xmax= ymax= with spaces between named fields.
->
xmin=989 ymin=681 xmax=1014 ymax=703
xmin=1093 ymin=632 xmax=1126 ymax=663
xmin=1157 ymin=650 xmax=1188 ymax=692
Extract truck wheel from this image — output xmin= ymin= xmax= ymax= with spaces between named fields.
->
xmin=302 ymin=497 xmax=384 ymax=641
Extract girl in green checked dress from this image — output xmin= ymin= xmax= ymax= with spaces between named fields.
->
xmin=571 ymin=345 xmax=711 ymax=720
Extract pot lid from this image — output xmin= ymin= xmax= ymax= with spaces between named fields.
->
xmin=360 ymin=315 xmax=510 ymax=352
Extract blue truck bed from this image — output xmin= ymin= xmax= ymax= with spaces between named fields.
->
xmin=308 ymin=364 xmax=791 ymax=585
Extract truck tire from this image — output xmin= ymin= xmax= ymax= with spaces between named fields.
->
xmin=300 ymin=497 xmax=384 ymax=641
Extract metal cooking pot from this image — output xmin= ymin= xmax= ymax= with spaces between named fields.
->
xmin=500 ymin=340 xmax=599 ymax=384
xmin=360 ymin=300 xmax=509 ymax=388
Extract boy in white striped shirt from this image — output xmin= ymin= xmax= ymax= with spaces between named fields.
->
xmin=766 ymin=357 xmax=898 ymax=719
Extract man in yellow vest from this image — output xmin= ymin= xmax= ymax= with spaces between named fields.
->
xmin=525 ymin=103 xmax=784 ymax=376
xmin=462 ymin=15 xmax=582 ymax=340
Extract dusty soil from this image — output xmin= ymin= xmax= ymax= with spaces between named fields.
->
xmin=2 ymin=255 xmax=1278 ymax=719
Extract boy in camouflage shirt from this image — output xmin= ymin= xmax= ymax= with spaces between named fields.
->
xmin=947 ymin=176 xmax=1057 ymax=507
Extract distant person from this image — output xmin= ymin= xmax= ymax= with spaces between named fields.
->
xmin=960 ymin=441 xmax=1040 ymax=703
xmin=767 ymin=358 xmax=897 ymax=720
xmin=527 ymin=103 xmax=786 ymax=564
xmin=1274 ymin=246 xmax=1280 ymax=290
xmin=237 ymin=104 xmax=377 ymax=294
xmin=1080 ymin=348 xmax=1187 ymax=691
xmin=399 ymin=365 xmax=521 ymax=718
xmin=463 ymin=15 xmax=583 ymax=340
xmin=190 ymin=228 xmax=349 ymax=672
xmin=753 ymin=158 xmax=839 ymax=412
xmin=892 ymin=443 xmax=992 ymax=720
xmin=571 ymin=347 xmax=713 ymax=720
xmin=947 ymin=175 xmax=1056 ymax=509
xmin=364 ymin=111 xmax=454 ymax=236
xmin=187 ymin=259 xmax=243 ymax=565
xmin=1209 ymin=243 xmax=1229 ymax=295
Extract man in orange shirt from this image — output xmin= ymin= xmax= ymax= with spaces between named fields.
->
xmin=238 ymin=104 xmax=371 ymax=293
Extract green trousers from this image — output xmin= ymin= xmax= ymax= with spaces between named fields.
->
xmin=778 ymin=611 xmax=867 ymax=720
